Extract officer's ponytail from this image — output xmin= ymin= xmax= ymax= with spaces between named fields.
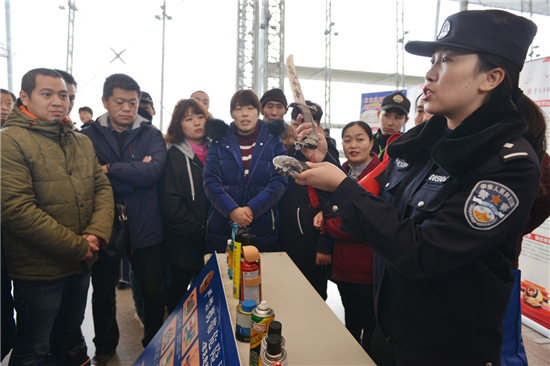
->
xmin=478 ymin=53 xmax=547 ymax=196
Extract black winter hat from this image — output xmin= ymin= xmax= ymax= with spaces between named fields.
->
xmin=405 ymin=10 xmax=537 ymax=70
xmin=260 ymin=88 xmax=288 ymax=109
xmin=140 ymin=91 xmax=154 ymax=106
xmin=381 ymin=92 xmax=410 ymax=115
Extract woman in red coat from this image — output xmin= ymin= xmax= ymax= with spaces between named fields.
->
xmin=314 ymin=121 xmax=381 ymax=354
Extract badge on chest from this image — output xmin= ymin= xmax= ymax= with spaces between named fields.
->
xmin=394 ymin=158 xmax=410 ymax=171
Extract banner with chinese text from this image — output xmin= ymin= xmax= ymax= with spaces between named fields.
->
xmin=519 ymin=57 xmax=550 ymax=334
xmin=134 ymin=253 xmax=240 ymax=366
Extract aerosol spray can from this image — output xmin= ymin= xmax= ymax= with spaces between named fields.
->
xmin=235 ymin=300 xmax=256 ymax=342
xmin=233 ymin=227 xmax=250 ymax=299
xmin=250 ymin=300 xmax=275 ymax=366
xmin=240 ymin=235 xmax=260 ymax=304
xmin=260 ymin=334 xmax=288 ymax=366
xmin=228 ymin=222 xmax=239 ymax=279
xmin=260 ymin=321 xmax=285 ymax=357
xmin=226 ymin=239 xmax=233 ymax=279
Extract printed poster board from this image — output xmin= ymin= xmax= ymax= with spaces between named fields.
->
xmin=518 ymin=56 xmax=550 ymax=335
xmin=133 ymin=253 xmax=240 ymax=366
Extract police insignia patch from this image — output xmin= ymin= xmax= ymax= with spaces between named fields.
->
xmin=464 ymin=180 xmax=518 ymax=230
xmin=438 ymin=19 xmax=451 ymax=40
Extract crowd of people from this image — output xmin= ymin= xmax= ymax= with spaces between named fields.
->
xmin=1 ymin=8 xmax=549 ymax=366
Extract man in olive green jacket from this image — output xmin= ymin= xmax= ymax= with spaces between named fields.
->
xmin=1 ymin=68 xmax=114 ymax=366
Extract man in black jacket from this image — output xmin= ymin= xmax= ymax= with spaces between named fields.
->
xmin=81 ymin=74 xmax=167 ymax=366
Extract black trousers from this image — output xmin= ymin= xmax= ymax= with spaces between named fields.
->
xmin=1 ymin=242 xmax=15 ymax=361
xmin=166 ymin=266 xmax=198 ymax=314
xmin=128 ymin=245 xmax=165 ymax=348
xmin=91 ymin=244 xmax=164 ymax=352
xmin=91 ymin=253 xmax=121 ymax=355
xmin=336 ymin=282 xmax=376 ymax=355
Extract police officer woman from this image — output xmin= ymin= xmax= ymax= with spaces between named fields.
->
xmin=293 ymin=10 xmax=545 ymax=366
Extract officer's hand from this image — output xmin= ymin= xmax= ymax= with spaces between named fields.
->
xmin=316 ymin=252 xmax=332 ymax=266
xmin=292 ymin=162 xmax=346 ymax=192
xmin=313 ymin=211 xmax=324 ymax=230
xmin=296 ymin=122 xmax=328 ymax=162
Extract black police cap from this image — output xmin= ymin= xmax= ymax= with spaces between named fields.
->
xmin=405 ymin=10 xmax=537 ymax=70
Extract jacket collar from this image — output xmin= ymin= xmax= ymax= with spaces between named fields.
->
xmin=387 ymin=95 xmax=526 ymax=178
xmin=2 ymin=100 xmax=74 ymax=139
xmin=169 ymin=139 xmax=211 ymax=160
xmin=95 ymin=112 xmax=149 ymax=132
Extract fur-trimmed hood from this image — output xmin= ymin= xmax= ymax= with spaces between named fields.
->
xmin=387 ymin=95 xmax=527 ymax=178
xmin=205 ymin=118 xmax=287 ymax=142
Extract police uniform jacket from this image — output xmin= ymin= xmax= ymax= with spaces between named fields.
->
xmin=327 ymin=95 xmax=539 ymax=364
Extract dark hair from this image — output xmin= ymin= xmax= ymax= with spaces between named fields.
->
xmin=341 ymin=121 xmax=374 ymax=141
xmin=78 ymin=106 xmax=93 ymax=115
xmin=415 ymin=94 xmax=423 ymax=109
xmin=21 ymin=68 xmax=63 ymax=97
xmin=1 ymin=89 xmax=16 ymax=103
xmin=230 ymin=90 xmax=261 ymax=114
xmin=102 ymin=73 xmax=141 ymax=100
xmin=54 ymin=69 xmax=77 ymax=88
xmin=166 ymin=99 xmax=212 ymax=144
xmin=477 ymin=52 xmax=547 ymax=196
xmin=291 ymin=100 xmax=323 ymax=125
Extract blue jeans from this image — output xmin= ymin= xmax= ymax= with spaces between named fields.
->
xmin=10 ymin=271 xmax=91 ymax=366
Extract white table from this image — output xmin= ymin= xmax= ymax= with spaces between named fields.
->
xmin=215 ymin=252 xmax=376 ymax=366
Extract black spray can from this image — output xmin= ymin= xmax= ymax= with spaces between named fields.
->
xmin=260 ymin=334 xmax=288 ymax=366
xmin=260 ymin=321 xmax=285 ymax=356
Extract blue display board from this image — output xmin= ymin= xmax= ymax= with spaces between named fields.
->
xmin=134 ymin=253 xmax=240 ymax=366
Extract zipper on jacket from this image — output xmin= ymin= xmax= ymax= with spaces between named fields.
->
xmin=296 ymin=207 xmax=304 ymax=235
xmin=185 ymin=156 xmax=195 ymax=201
xmin=271 ymin=208 xmax=275 ymax=231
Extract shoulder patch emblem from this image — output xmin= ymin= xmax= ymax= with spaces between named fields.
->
xmin=464 ymin=180 xmax=519 ymax=230
xmin=395 ymin=158 xmax=409 ymax=171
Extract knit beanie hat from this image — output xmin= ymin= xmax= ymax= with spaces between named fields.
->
xmin=260 ymin=88 xmax=288 ymax=109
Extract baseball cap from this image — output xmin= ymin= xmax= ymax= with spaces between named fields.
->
xmin=140 ymin=91 xmax=154 ymax=105
xmin=380 ymin=92 xmax=410 ymax=115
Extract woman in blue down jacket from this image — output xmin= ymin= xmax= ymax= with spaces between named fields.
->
xmin=203 ymin=90 xmax=288 ymax=253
